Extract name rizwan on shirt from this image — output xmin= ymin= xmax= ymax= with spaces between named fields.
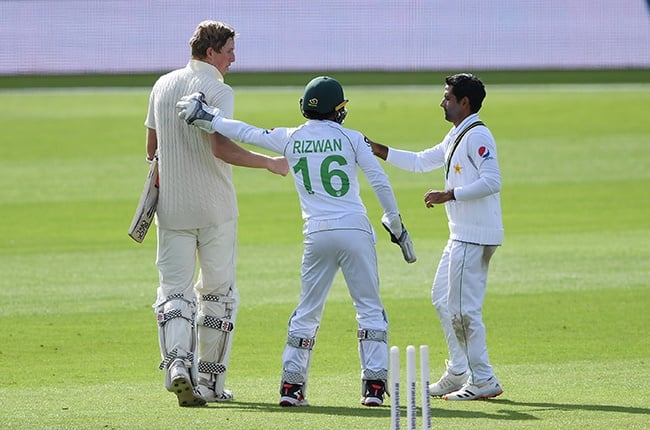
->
xmin=292 ymin=138 xmax=342 ymax=154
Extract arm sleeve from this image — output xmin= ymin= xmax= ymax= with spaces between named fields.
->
xmin=453 ymin=133 xmax=501 ymax=201
xmin=386 ymin=144 xmax=446 ymax=172
xmin=144 ymin=88 xmax=156 ymax=129
xmin=211 ymin=116 xmax=290 ymax=154
xmin=356 ymin=138 xmax=400 ymax=223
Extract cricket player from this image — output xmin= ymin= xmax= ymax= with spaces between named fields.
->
xmin=144 ymin=21 xmax=288 ymax=407
xmin=176 ymin=76 xmax=416 ymax=407
xmin=368 ymin=73 xmax=504 ymax=400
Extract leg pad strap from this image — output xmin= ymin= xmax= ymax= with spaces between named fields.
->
xmin=157 ymin=308 xmax=194 ymax=327
xmin=198 ymin=361 xmax=227 ymax=375
xmin=197 ymin=314 xmax=234 ymax=332
xmin=363 ymin=368 xmax=388 ymax=380
xmin=282 ymin=371 xmax=304 ymax=384
xmin=159 ymin=348 xmax=194 ymax=370
xmin=287 ymin=335 xmax=316 ymax=350
xmin=201 ymin=294 xmax=237 ymax=304
xmin=357 ymin=329 xmax=388 ymax=343
xmin=155 ymin=293 xmax=195 ymax=327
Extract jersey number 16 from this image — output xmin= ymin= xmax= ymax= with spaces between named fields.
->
xmin=293 ymin=155 xmax=350 ymax=197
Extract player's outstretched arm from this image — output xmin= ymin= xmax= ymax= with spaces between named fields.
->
xmin=177 ymin=92 xmax=289 ymax=156
xmin=210 ymin=133 xmax=289 ymax=176
xmin=358 ymin=140 xmax=416 ymax=264
xmin=364 ymin=136 xmax=389 ymax=160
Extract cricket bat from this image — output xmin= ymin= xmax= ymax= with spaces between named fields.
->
xmin=128 ymin=159 xmax=159 ymax=243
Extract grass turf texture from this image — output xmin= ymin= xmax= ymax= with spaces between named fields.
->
xmin=1 ymin=78 xmax=649 ymax=429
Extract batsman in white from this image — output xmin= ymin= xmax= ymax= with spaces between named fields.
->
xmin=176 ymin=76 xmax=416 ymax=407
xmin=367 ymin=73 xmax=504 ymax=400
xmin=144 ymin=20 xmax=288 ymax=407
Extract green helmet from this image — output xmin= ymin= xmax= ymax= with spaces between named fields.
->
xmin=300 ymin=76 xmax=349 ymax=122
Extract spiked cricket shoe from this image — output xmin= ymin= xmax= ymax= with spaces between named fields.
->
xmin=361 ymin=379 xmax=386 ymax=407
xmin=443 ymin=377 xmax=503 ymax=400
xmin=279 ymin=382 xmax=308 ymax=407
xmin=429 ymin=363 xmax=469 ymax=397
xmin=166 ymin=359 xmax=206 ymax=407
xmin=197 ymin=384 xmax=234 ymax=402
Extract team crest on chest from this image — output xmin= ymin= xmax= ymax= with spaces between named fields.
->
xmin=454 ymin=163 xmax=462 ymax=174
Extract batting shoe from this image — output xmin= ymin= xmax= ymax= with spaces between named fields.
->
xmin=279 ymin=382 xmax=308 ymax=407
xmin=196 ymin=383 xmax=234 ymax=403
xmin=443 ymin=377 xmax=503 ymax=401
xmin=166 ymin=359 xmax=206 ymax=407
xmin=428 ymin=362 xmax=469 ymax=397
xmin=361 ymin=379 xmax=386 ymax=407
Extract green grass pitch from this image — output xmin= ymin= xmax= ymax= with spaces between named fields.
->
xmin=0 ymin=78 xmax=649 ymax=429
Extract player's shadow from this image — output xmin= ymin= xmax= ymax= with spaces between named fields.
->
xmin=213 ymin=399 xmax=650 ymax=421
xmin=429 ymin=399 xmax=650 ymax=421
xmin=210 ymin=401 xmax=389 ymax=417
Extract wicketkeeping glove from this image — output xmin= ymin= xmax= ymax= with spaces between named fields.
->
xmin=381 ymin=215 xmax=417 ymax=264
xmin=175 ymin=92 xmax=221 ymax=133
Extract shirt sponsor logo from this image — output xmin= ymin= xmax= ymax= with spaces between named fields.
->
xmin=478 ymin=146 xmax=491 ymax=159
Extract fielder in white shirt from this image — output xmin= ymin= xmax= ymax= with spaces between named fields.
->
xmin=176 ymin=76 xmax=416 ymax=407
xmin=368 ymin=73 xmax=504 ymax=400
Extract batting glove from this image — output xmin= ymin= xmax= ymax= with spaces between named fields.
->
xmin=175 ymin=92 xmax=221 ymax=133
xmin=381 ymin=214 xmax=416 ymax=264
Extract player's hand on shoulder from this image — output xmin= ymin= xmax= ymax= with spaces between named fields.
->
xmin=268 ymin=156 xmax=290 ymax=176
xmin=175 ymin=92 xmax=220 ymax=133
xmin=364 ymin=135 xmax=388 ymax=160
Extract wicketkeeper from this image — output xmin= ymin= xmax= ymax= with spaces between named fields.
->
xmin=176 ymin=76 xmax=416 ymax=407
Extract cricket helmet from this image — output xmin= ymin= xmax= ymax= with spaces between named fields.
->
xmin=300 ymin=76 xmax=348 ymax=123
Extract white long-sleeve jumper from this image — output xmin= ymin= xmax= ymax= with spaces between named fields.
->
xmin=387 ymin=113 xmax=504 ymax=245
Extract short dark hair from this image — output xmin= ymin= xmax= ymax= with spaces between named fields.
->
xmin=302 ymin=110 xmax=334 ymax=120
xmin=445 ymin=73 xmax=486 ymax=113
xmin=189 ymin=21 xmax=236 ymax=59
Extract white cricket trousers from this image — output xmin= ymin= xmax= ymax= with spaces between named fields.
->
xmin=283 ymin=226 xmax=389 ymax=382
xmin=155 ymin=220 xmax=239 ymax=392
xmin=431 ymin=239 xmax=497 ymax=384
xmin=156 ymin=220 xmax=238 ymax=305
